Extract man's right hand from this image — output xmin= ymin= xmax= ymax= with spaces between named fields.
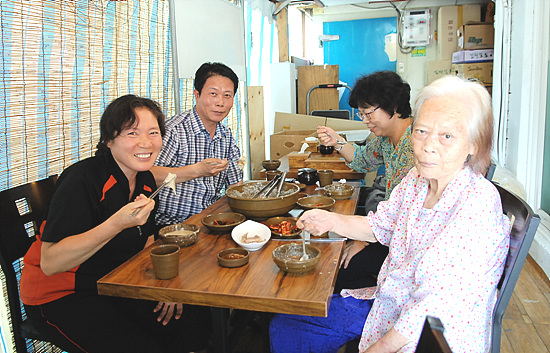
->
xmin=197 ymin=158 xmax=229 ymax=177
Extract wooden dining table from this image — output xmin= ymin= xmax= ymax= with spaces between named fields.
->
xmin=97 ymin=183 xmax=360 ymax=353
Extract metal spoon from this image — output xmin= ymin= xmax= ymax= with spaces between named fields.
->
xmin=300 ymin=231 xmax=310 ymax=261
xmin=323 ymin=130 xmax=346 ymax=145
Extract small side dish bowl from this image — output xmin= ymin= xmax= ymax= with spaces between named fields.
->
xmin=296 ymin=195 xmax=336 ymax=210
xmin=158 ymin=223 xmax=199 ymax=247
xmin=264 ymin=216 xmax=301 ymax=238
xmin=323 ymin=183 xmax=354 ymax=200
xmin=262 ymin=159 xmax=281 ymax=170
xmin=217 ymin=248 xmax=250 ymax=268
xmin=272 ymin=243 xmax=321 ymax=274
xmin=201 ymin=212 xmax=246 ymax=233
xmin=231 ymin=220 xmax=271 ymax=252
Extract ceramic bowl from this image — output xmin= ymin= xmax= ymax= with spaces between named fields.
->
xmin=262 ymin=159 xmax=281 ymax=170
xmin=217 ymin=248 xmax=250 ymax=268
xmin=231 ymin=220 xmax=271 ymax=252
xmin=272 ymin=243 xmax=321 ymax=274
xmin=264 ymin=216 xmax=301 ymax=238
xmin=201 ymin=212 xmax=246 ymax=233
xmin=158 ymin=223 xmax=199 ymax=247
xmin=266 ymin=170 xmax=282 ymax=181
xmin=226 ymin=181 xmax=300 ymax=219
xmin=323 ymin=183 xmax=354 ymax=200
xmin=296 ymin=195 xmax=335 ymax=210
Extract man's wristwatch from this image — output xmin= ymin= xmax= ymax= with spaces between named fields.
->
xmin=335 ymin=143 xmax=346 ymax=151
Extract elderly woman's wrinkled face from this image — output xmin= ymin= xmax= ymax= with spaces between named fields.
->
xmin=412 ymin=96 xmax=476 ymax=186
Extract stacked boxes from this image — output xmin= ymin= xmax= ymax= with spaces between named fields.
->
xmin=435 ymin=5 xmax=494 ymax=94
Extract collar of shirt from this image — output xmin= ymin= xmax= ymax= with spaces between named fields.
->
xmin=415 ymin=166 xmax=474 ymax=213
xmin=189 ymin=107 xmax=231 ymax=141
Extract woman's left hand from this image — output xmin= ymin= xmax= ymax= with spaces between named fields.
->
xmin=154 ymin=301 xmax=183 ymax=325
xmin=341 ymin=241 xmax=366 ymax=268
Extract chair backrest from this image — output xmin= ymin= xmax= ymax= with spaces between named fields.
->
xmin=485 ymin=162 xmax=497 ymax=181
xmin=415 ymin=316 xmax=453 ymax=353
xmin=491 ymin=183 xmax=540 ymax=353
xmin=0 ymin=175 xmax=58 ymax=352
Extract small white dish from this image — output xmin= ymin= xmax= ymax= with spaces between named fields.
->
xmin=231 ymin=220 xmax=271 ymax=252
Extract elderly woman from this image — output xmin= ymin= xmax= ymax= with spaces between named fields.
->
xmin=270 ymin=76 xmax=511 ymax=353
xmin=317 ymin=71 xmax=415 ymax=292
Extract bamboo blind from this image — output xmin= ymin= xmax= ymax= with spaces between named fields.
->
xmin=0 ymin=0 xmax=177 ymax=191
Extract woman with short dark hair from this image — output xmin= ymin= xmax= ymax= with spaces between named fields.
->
xmin=20 ymin=94 xmax=211 ymax=353
xmin=318 ymin=71 xmax=415 ymax=292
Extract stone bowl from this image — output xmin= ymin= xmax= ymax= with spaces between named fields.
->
xmin=158 ymin=223 xmax=199 ymax=247
xmin=296 ymin=195 xmax=335 ymax=210
xmin=323 ymin=183 xmax=354 ymax=200
xmin=201 ymin=212 xmax=246 ymax=233
xmin=264 ymin=216 xmax=301 ymax=238
xmin=226 ymin=181 xmax=300 ymax=219
xmin=272 ymin=243 xmax=321 ymax=274
xmin=217 ymin=248 xmax=249 ymax=268
xmin=262 ymin=159 xmax=281 ymax=170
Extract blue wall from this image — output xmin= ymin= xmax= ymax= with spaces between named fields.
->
xmin=323 ymin=17 xmax=397 ymax=118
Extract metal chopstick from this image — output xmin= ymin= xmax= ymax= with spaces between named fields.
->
xmin=252 ymin=175 xmax=280 ymax=199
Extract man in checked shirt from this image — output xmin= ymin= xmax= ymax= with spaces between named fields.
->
xmin=151 ymin=62 xmax=243 ymax=227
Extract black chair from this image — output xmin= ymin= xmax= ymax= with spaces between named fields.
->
xmin=491 ymin=183 xmax=540 ymax=353
xmin=0 ymin=175 xmax=64 ymax=353
xmin=485 ymin=161 xmax=497 ymax=181
xmin=415 ymin=316 xmax=453 ymax=353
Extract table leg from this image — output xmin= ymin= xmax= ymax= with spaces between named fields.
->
xmin=211 ymin=307 xmax=229 ymax=353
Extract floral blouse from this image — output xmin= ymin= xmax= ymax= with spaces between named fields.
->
xmin=342 ymin=166 xmax=511 ymax=352
xmin=346 ymin=125 xmax=414 ymax=200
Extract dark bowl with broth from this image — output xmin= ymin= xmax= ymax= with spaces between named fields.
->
xmin=158 ymin=223 xmax=199 ymax=247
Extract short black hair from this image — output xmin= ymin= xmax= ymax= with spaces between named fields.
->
xmin=96 ymin=94 xmax=166 ymax=155
xmin=194 ymin=62 xmax=239 ymax=95
xmin=348 ymin=71 xmax=411 ymax=119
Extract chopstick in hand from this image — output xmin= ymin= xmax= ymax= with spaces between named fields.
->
xmin=131 ymin=174 xmax=176 ymax=217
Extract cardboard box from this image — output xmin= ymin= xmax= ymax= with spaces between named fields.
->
xmin=426 ymin=60 xmax=452 ymax=84
xmin=457 ymin=23 xmax=494 ymax=50
xmin=437 ymin=5 xmax=481 ymax=60
xmin=270 ymin=130 xmax=316 ymax=159
xmin=452 ymin=49 xmax=494 ymax=63
xmin=274 ymin=112 xmax=369 ymax=134
xmin=451 ymin=62 xmax=493 ymax=85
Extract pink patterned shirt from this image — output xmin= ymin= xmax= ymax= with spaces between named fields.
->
xmin=342 ymin=166 xmax=510 ymax=353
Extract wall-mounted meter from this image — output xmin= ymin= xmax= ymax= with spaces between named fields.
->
xmin=402 ymin=9 xmax=431 ymax=47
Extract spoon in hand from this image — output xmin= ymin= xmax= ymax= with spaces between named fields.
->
xmin=300 ymin=231 xmax=310 ymax=261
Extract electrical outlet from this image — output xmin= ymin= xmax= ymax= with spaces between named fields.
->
xmin=398 ymin=62 xmax=405 ymax=73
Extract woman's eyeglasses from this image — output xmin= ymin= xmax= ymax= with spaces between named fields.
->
xmin=356 ymin=106 xmax=380 ymax=120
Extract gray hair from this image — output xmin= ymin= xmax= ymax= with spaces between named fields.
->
xmin=413 ymin=76 xmax=493 ymax=175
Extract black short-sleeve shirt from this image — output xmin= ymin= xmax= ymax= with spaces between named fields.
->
xmin=21 ymin=151 xmax=158 ymax=304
